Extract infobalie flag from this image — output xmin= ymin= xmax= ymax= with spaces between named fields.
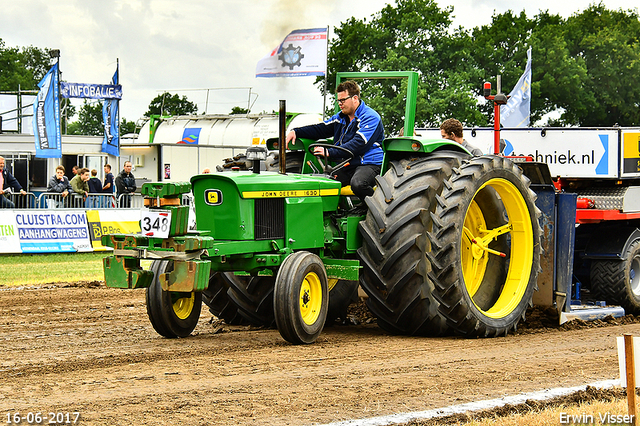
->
xmin=33 ymin=63 xmax=62 ymax=158
xmin=256 ymin=28 xmax=327 ymax=78
xmin=500 ymin=47 xmax=532 ymax=128
xmin=102 ymin=65 xmax=120 ymax=157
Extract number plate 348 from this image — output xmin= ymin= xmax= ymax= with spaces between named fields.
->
xmin=140 ymin=210 xmax=172 ymax=238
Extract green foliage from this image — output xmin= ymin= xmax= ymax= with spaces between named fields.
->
xmin=0 ymin=38 xmax=52 ymax=91
xmin=145 ymin=92 xmax=198 ymax=117
xmin=325 ymin=1 xmax=640 ymax=127
xmin=120 ymin=118 xmax=137 ymax=135
xmin=230 ymin=106 xmax=249 ymax=114
xmin=67 ymin=100 xmax=104 ymax=136
xmin=325 ymin=0 xmax=486 ymax=132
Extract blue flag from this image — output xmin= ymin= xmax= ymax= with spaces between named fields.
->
xmin=500 ymin=47 xmax=532 ymax=128
xmin=102 ymin=65 xmax=120 ymax=156
xmin=33 ymin=63 xmax=62 ymax=158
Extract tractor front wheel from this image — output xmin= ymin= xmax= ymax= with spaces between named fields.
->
xmin=274 ymin=252 xmax=328 ymax=344
xmin=146 ymin=260 xmax=202 ymax=338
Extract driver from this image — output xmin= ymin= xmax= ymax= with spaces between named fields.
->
xmin=286 ymin=80 xmax=384 ymax=205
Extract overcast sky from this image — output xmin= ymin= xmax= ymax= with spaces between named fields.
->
xmin=1 ymin=0 xmax=638 ymax=124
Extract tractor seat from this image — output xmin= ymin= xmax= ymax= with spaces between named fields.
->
xmin=340 ymin=186 xmax=355 ymax=196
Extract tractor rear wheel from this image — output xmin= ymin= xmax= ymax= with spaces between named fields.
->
xmin=357 ymin=153 xmax=466 ymax=336
xmin=428 ymin=156 xmax=541 ymax=337
xmin=202 ymin=272 xmax=248 ymax=325
xmin=274 ymin=251 xmax=328 ymax=344
xmin=226 ymin=274 xmax=276 ymax=326
xmin=146 ymin=260 xmax=202 ymax=338
xmin=590 ymin=239 xmax=640 ymax=314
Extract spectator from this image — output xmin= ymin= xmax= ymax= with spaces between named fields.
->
xmin=47 ymin=165 xmax=73 ymax=208
xmin=88 ymin=169 xmax=102 ymax=193
xmin=115 ymin=161 xmax=136 ymax=207
xmin=103 ymin=164 xmax=114 ymax=193
xmin=71 ymin=165 xmax=79 ymax=178
xmin=440 ymin=118 xmax=483 ymax=156
xmin=0 ymin=155 xmax=27 ymax=209
xmin=70 ymin=167 xmax=90 ymax=207
xmin=87 ymin=169 xmax=102 ymax=208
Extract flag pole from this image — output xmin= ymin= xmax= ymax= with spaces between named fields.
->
xmin=322 ymin=25 xmax=329 ymax=120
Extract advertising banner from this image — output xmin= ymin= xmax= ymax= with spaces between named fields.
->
xmin=102 ymin=66 xmax=120 ymax=156
xmin=0 ymin=211 xmax=22 ymax=253
xmin=14 ymin=210 xmax=92 ymax=253
xmin=60 ymin=82 xmax=122 ymax=100
xmin=86 ymin=209 xmax=141 ymax=251
xmin=33 ymin=63 xmax=62 ymax=158
xmin=256 ymin=28 xmax=328 ymax=78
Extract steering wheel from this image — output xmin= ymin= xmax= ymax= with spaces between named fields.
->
xmin=308 ymin=143 xmax=354 ymax=175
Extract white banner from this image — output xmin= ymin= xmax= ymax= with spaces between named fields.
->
xmin=13 ymin=210 xmax=92 ymax=253
xmin=0 ymin=211 xmax=22 ymax=253
xmin=256 ymin=28 xmax=327 ymax=78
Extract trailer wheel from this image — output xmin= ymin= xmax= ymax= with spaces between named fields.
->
xmin=273 ymin=252 xmax=328 ymax=344
xmin=226 ymin=274 xmax=276 ymax=326
xmin=202 ymin=272 xmax=248 ymax=325
xmin=428 ymin=156 xmax=541 ymax=337
xmin=591 ymin=239 xmax=640 ymax=314
xmin=146 ymin=260 xmax=202 ymax=338
xmin=357 ymin=153 xmax=466 ymax=335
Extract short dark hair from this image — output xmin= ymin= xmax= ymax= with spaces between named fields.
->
xmin=78 ymin=167 xmax=90 ymax=175
xmin=440 ymin=118 xmax=464 ymax=138
xmin=104 ymin=164 xmax=111 ymax=171
xmin=336 ymin=80 xmax=360 ymax=98
xmin=56 ymin=165 xmax=65 ymax=173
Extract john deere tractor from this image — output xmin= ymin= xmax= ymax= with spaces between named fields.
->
xmin=102 ymin=72 xmax=543 ymax=343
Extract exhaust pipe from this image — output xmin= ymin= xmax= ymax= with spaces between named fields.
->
xmin=279 ymin=100 xmax=286 ymax=174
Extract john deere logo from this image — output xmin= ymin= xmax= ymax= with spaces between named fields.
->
xmin=205 ymin=189 xmax=223 ymax=206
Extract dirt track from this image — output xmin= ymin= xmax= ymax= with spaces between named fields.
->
xmin=1 ymin=282 xmax=639 ymax=425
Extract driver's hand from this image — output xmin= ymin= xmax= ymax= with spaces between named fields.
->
xmin=313 ymin=146 xmax=328 ymax=157
xmin=285 ymin=130 xmax=296 ymax=149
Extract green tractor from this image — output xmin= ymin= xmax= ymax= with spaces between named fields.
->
xmin=102 ymin=71 xmax=542 ymax=343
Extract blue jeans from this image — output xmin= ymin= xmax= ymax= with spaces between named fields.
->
xmin=0 ymin=195 xmax=15 ymax=209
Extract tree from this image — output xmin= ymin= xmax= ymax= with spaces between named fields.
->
xmin=324 ymin=0 xmax=486 ymax=132
xmin=120 ymin=118 xmax=136 ymax=135
xmin=562 ymin=4 xmax=640 ymax=126
xmin=145 ymin=92 xmax=198 ymax=117
xmin=67 ymin=100 xmax=103 ymax=136
xmin=0 ymin=39 xmax=51 ymax=91
xmin=230 ymin=106 xmax=249 ymax=114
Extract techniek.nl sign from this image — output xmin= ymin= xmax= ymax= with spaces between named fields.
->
xmin=14 ymin=210 xmax=92 ymax=253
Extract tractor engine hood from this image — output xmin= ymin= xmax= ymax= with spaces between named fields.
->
xmin=190 ymin=171 xmax=341 ymax=243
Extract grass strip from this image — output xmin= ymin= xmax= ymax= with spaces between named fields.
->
xmin=0 ymin=252 xmax=110 ymax=286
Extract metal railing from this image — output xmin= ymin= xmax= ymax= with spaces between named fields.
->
xmin=0 ymin=192 xmax=37 ymax=209
xmin=1 ymin=191 xmax=195 ymax=209
xmin=37 ymin=192 xmax=117 ymax=209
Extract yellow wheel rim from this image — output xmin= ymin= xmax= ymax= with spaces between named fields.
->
xmin=461 ymin=199 xmax=490 ymax=297
xmin=461 ymin=178 xmax=534 ymax=319
xmin=172 ymin=292 xmax=195 ymax=320
xmin=300 ymin=272 xmax=323 ymax=325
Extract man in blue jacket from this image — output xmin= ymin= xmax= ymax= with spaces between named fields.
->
xmin=0 ymin=156 xmax=27 ymax=208
xmin=285 ymin=80 xmax=384 ymax=205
